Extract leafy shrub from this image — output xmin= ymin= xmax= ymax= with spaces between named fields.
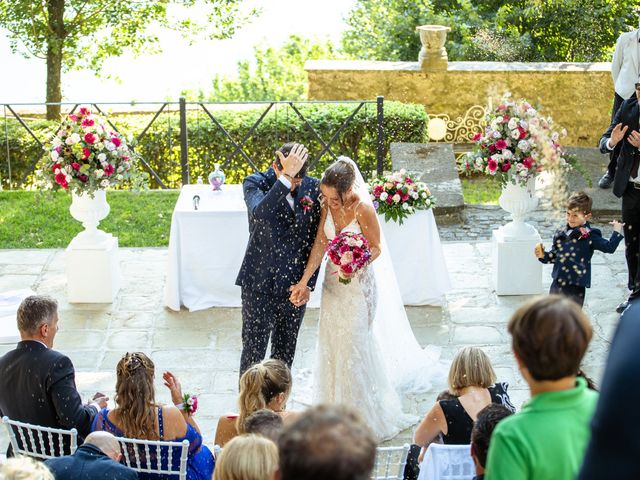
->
xmin=0 ymin=101 xmax=428 ymax=189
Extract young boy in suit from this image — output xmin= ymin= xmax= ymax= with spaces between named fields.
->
xmin=535 ymin=191 xmax=624 ymax=307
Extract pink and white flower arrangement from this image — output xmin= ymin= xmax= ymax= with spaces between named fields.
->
xmin=368 ymin=169 xmax=436 ymax=225
xmin=180 ymin=393 xmax=198 ymax=415
xmin=326 ymin=231 xmax=372 ymax=285
xmin=461 ymin=94 xmax=572 ymax=186
xmin=40 ymin=107 xmax=145 ymax=195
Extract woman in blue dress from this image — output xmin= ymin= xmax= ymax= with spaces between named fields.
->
xmin=91 ymin=352 xmax=214 ymax=480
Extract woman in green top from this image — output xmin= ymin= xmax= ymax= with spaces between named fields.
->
xmin=485 ymin=295 xmax=598 ymax=480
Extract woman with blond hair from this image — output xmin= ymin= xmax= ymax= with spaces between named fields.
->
xmin=0 ymin=457 xmax=54 ymax=480
xmin=414 ymin=346 xmax=515 ymax=447
xmin=90 ymin=352 xmax=214 ymax=480
xmin=215 ymin=359 xmax=297 ymax=447
xmin=213 ymin=434 xmax=278 ymax=480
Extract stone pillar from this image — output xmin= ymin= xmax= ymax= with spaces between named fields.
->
xmin=416 ymin=25 xmax=451 ymax=71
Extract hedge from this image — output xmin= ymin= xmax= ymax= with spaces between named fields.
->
xmin=0 ymin=101 xmax=428 ymax=189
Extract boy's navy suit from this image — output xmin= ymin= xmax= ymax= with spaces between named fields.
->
xmin=539 ymin=222 xmax=623 ymax=305
xmin=236 ymin=167 xmax=321 ymax=375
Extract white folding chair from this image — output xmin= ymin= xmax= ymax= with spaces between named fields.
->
xmin=372 ymin=444 xmax=410 ymax=480
xmin=213 ymin=444 xmax=222 ymax=460
xmin=418 ymin=443 xmax=475 ymax=480
xmin=1 ymin=416 xmax=77 ymax=459
xmin=116 ymin=436 xmax=190 ymax=480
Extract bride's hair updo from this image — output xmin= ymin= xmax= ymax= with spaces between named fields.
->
xmin=321 ymin=157 xmax=356 ymax=204
xmin=237 ymin=359 xmax=292 ymax=433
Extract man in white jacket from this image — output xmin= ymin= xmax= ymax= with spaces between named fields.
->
xmin=601 ymin=26 xmax=640 ymax=189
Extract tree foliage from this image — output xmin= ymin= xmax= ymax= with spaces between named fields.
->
xmin=199 ymin=35 xmax=342 ymax=102
xmin=341 ymin=0 xmax=640 ymax=62
xmin=0 ymin=0 xmax=254 ymax=118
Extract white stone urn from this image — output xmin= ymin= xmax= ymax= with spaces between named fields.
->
xmin=69 ymin=190 xmax=113 ymax=248
xmin=416 ymin=24 xmax=451 ymax=71
xmin=498 ymin=177 xmax=539 ymax=240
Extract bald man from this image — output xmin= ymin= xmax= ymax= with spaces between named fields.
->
xmin=45 ymin=431 xmax=137 ymax=479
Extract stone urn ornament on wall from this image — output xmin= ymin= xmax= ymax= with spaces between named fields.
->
xmin=416 ymin=24 xmax=451 ymax=71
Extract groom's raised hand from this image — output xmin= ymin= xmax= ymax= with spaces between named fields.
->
xmin=276 ymin=143 xmax=308 ymax=178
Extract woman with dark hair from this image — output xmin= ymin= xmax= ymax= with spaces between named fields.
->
xmin=90 ymin=352 xmax=214 ymax=480
xmin=290 ymin=157 xmax=428 ymax=440
xmin=214 ymin=359 xmax=297 ymax=447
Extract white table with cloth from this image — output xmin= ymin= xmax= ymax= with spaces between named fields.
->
xmin=164 ymin=184 xmax=451 ymax=312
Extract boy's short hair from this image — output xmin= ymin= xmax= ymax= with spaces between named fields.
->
xmin=471 ymin=404 xmax=513 ymax=468
xmin=567 ymin=191 xmax=592 ymax=214
xmin=275 ymin=143 xmax=309 ymax=178
xmin=244 ymin=409 xmax=284 ymax=442
xmin=508 ymin=295 xmax=592 ymax=381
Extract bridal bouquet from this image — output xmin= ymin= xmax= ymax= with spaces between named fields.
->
xmin=326 ymin=232 xmax=372 ymax=285
xmin=461 ymin=93 xmax=572 ymax=187
xmin=39 ymin=107 xmax=145 ymax=195
xmin=368 ymin=169 xmax=435 ymax=225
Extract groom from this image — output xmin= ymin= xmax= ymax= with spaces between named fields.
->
xmin=236 ymin=143 xmax=322 ymax=377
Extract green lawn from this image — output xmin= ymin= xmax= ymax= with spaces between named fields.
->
xmin=461 ymin=176 xmax=501 ymax=205
xmin=0 ymin=190 xmax=179 ymax=248
xmin=0 ymin=177 xmax=500 ymax=249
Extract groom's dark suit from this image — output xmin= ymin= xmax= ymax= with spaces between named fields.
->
xmin=599 ymin=97 xmax=640 ymax=290
xmin=236 ymin=167 xmax=321 ymax=375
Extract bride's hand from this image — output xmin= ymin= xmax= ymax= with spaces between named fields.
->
xmin=289 ymin=282 xmax=310 ymax=307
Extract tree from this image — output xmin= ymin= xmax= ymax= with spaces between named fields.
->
xmin=203 ymin=35 xmax=342 ymax=101
xmin=0 ymin=0 xmax=254 ymax=119
xmin=341 ymin=0 xmax=640 ymax=63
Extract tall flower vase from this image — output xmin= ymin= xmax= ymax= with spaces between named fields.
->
xmin=498 ymin=178 xmax=539 ymax=240
xmin=66 ymin=190 xmax=120 ymax=303
xmin=492 ymin=177 xmax=542 ymax=295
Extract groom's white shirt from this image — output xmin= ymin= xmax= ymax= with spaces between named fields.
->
xmin=278 ymin=176 xmax=295 ymax=210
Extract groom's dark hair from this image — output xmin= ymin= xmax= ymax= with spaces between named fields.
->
xmin=275 ymin=142 xmax=309 ymax=178
xmin=278 ymin=404 xmax=376 ymax=480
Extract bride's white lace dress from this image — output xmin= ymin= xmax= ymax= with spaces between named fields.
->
xmin=313 ymin=209 xmax=416 ymax=440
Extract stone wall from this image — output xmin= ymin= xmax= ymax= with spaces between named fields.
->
xmin=305 ymin=60 xmax=613 ymax=147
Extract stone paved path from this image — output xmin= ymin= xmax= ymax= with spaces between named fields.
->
xmin=0 ymin=215 xmax=628 ymax=450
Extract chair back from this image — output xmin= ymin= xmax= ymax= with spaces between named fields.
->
xmin=417 ymin=443 xmax=475 ymax=480
xmin=1 ymin=416 xmax=77 ymax=459
xmin=372 ymin=444 xmax=410 ymax=480
xmin=115 ymin=436 xmax=190 ymax=480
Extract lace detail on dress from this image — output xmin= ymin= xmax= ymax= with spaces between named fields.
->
xmin=313 ymin=209 xmax=416 ymax=441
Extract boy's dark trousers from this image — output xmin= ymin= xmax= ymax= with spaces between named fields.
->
xmin=550 ymin=279 xmax=586 ymax=307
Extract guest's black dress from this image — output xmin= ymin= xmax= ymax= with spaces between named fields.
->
xmin=440 ymin=382 xmax=515 ymax=444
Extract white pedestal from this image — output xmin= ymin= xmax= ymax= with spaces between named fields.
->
xmin=492 ymin=227 xmax=543 ymax=295
xmin=66 ymin=235 xmax=120 ymax=303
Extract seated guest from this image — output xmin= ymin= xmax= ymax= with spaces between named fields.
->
xmin=485 ymin=295 xmax=597 ymax=480
xmin=244 ymin=409 xmax=285 ymax=442
xmin=414 ymin=346 xmax=515 ymax=448
xmin=0 ymin=295 xmax=107 ymax=455
xmin=91 ymin=352 xmax=213 ymax=480
xmin=470 ymin=404 xmax=513 ymax=480
xmin=45 ymin=431 xmax=137 ymax=480
xmin=213 ymin=434 xmax=278 ymax=480
xmin=0 ymin=457 xmax=54 ymax=480
xmin=215 ymin=359 xmax=298 ymax=447
xmin=578 ymin=300 xmax=640 ymax=478
xmin=276 ymin=404 xmax=376 ymax=480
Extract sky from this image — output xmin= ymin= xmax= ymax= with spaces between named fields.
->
xmin=0 ymin=0 xmax=354 ymax=104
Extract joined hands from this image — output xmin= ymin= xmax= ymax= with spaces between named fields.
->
xmin=289 ymin=282 xmax=310 ymax=307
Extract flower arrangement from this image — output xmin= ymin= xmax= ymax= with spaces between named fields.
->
xmin=179 ymin=393 xmax=198 ymax=415
xmin=326 ymin=231 xmax=372 ymax=285
xmin=368 ymin=169 xmax=436 ymax=225
xmin=39 ymin=107 xmax=145 ymax=195
xmin=461 ymin=94 xmax=572 ymax=187
xmin=300 ymin=195 xmax=314 ymax=213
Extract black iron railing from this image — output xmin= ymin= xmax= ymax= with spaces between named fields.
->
xmin=1 ymin=97 xmax=385 ymax=189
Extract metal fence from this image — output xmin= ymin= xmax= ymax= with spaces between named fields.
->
xmin=1 ymin=97 xmax=385 ymax=189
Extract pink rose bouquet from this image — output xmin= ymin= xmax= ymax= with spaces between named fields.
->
xmin=39 ymin=106 xmax=145 ymax=195
xmin=461 ymin=93 xmax=573 ymax=187
xmin=368 ymin=169 xmax=435 ymax=225
xmin=326 ymin=231 xmax=372 ymax=285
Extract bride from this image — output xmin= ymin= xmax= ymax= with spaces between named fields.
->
xmin=290 ymin=157 xmax=443 ymax=440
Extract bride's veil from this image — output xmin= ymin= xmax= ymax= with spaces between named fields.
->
xmin=338 ymin=156 xmax=445 ymax=393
